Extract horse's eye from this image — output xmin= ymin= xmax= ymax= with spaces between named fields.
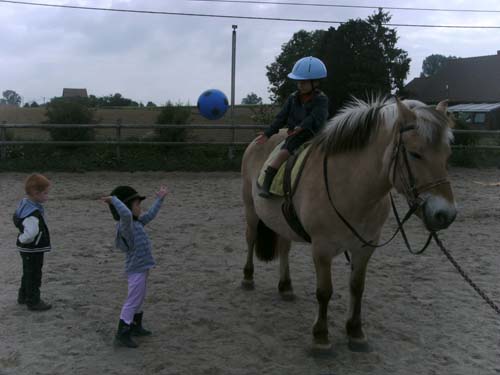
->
xmin=408 ymin=151 xmax=422 ymax=160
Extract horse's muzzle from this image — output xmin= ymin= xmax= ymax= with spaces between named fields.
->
xmin=422 ymin=196 xmax=457 ymax=231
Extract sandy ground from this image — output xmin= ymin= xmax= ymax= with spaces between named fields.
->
xmin=0 ymin=168 xmax=499 ymax=375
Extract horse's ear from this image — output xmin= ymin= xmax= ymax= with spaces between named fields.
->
xmin=396 ymin=98 xmax=415 ymax=122
xmin=436 ymin=99 xmax=449 ymax=113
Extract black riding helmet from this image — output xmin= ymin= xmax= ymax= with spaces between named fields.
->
xmin=109 ymin=186 xmax=146 ymax=221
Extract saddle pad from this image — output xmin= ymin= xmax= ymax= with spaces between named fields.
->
xmin=257 ymin=142 xmax=310 ymax=197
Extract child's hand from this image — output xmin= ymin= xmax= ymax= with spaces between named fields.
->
xmin=100 ymin=196 xmax=113 ymax=204
xmin=255 ymin=134 xmax=268 ymax=144
xmin=156 ymin=186 xmax=168 ymax=199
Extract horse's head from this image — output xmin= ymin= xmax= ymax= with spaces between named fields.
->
xmin=390 ymin=99 xmax=456 ymax=231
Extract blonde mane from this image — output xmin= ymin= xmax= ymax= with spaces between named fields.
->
xmin=314 ymin=96 xmax=453 ymax=155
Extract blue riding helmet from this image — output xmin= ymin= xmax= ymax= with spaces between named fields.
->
xmin=287 ymin=56 xmax=327 ymax=80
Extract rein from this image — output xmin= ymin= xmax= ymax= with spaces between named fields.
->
xmin=322 ymin=125 xmax=448 ymax=253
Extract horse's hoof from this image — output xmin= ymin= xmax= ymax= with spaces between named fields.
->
xmin=279 ymin=290 xmax=295 ymax=301
xmin=241 ymin=279 xmax=255 ymax=290
xmin=310 ymin=341 xmax=333 ymax=355
xmin=348 ymin=338 xmax=371 ymax=353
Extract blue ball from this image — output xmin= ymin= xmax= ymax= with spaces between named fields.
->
xmin=197 ymin=89 xmax=229 ymax=120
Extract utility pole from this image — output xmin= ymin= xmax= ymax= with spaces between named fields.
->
xmin=229 ymin=24 xmax=238 ymax=160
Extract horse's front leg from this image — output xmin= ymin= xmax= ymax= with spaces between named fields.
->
xmin=312 ymin=252 xmax=333 ymax=350
xmin=277 ymin=237 xmax=293 ymax=300
xmin=346 ymin=245 xmax=375 ymax=352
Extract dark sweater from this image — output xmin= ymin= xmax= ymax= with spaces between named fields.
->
xmin=264 ymin=90 xmax=329 ymax=138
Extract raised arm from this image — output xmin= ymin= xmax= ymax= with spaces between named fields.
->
xmin=139 ymin=186 xmax=168 ymax=225
xmin=110 ymin=196 xmax=135 ymax=246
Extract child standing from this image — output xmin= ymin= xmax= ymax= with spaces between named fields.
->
xmin=13 ymin=173 xmax=52 ymax=311
xmin=101 ymin=185 xmax=168 ymax=348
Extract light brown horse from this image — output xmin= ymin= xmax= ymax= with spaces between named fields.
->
xmin=241 ymin=97 xmax=456 ymax=351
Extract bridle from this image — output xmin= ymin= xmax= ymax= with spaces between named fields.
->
xmin=392 ymin=124 xmax=450 ymax=214
xmin=323 ymin=123 xmax=451 ymax=253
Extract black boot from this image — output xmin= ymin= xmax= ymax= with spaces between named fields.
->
xmin=131 ymin=312 xmax=152 ymax=337
xmin=259 ymin=166 xmax=278 ymax=198
xmin=27 ymin=299 xmax=52 ymax=311
xmin=17 ymin=288 xmax=26 ymax=305
xmin=115 ymin=319 xmax=138 ymax=348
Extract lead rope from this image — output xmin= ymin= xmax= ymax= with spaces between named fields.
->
xmin=432 ymin=233 xmax=500 ymax=315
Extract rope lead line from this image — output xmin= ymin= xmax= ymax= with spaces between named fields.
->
xmin=432 ymin=233 xmax=500 ymax=315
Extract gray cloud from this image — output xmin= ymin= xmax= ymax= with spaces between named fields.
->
xmin=1 ymin=0 xmax=499 ymax=105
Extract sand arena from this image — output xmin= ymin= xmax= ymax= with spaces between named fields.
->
xmin=0 ymin=168 xmax=498 ymax=374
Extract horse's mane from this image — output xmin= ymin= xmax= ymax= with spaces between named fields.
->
xmin=313 ymin=96 xmax=453 ymax=155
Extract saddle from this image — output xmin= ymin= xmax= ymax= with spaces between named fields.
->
xmin=257 ymin=141 xmax=313 ymax=242
xmin=257 ymin=141 xmax=310 ymax=196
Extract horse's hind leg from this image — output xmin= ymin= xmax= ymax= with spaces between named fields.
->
xmin=241 ymin=208 xmax=258 ymax=290
xmin=277 ymin=237 xmax=293 ymax=300
xmin=346 ymin=246 xmax=375 ymax=352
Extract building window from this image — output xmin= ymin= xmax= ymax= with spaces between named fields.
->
xmin=457 ymin=112 xmax=473 ymax=123
xmin=473 ymin=112 xmax=486 ymax=124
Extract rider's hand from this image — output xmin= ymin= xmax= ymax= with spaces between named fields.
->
xmin=287 ymin=127 xmax=303 ymax=136
xmin=255 ymin=134 xmax=268 ymax=144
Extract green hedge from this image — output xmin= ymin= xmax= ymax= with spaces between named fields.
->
xmin=1 ymin=143 xmax=499 ymax=172
xmin=0 ymin=144 xmax=246 ymax=172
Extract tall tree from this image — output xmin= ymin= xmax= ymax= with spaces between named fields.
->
xmin=266 ymin=10 xmax=410 ymax=115
xmin=421 ymin=54 xmax=457 ymax=77
xmin=241 ymin=92 xmax=263 ymax=105
xmin=2 ymin=90 xmax=22 ymax=106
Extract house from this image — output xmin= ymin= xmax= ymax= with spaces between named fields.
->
xmin=404 ymin=52 xmax=500 ymax=104
xmin=62 ymin=88 xmax=88 ymax=98
xmin=448 ymin=103 xmax=500 ymax=130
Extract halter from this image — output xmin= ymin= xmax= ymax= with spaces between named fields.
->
xmin=323 ymin=123 xmax=450 ymax=253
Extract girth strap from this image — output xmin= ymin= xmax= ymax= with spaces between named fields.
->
xmin=281 ymin=147 xmax=313 ymax=243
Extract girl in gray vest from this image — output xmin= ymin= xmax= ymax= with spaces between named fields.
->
xmin=13 ymin=173 xmax=53 ymax=311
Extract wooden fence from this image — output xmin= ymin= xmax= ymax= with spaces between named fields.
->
xmin=1 ymin=123 xmax=500 ymax=160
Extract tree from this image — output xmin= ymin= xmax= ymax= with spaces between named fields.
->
xmin=266 ymin=29 xmax=326 ymax=104
xmin=85 ymin=93 xmax=138 ymax=107
xmin=45 ymin=97 xmax=95 ymax=141
xmin=156 ymin=101 xmax=191 ymax=142
xmin=2 ymin=90 xmax=22 ymax=106
xmin=421 ymin=54 xmax=458 ymax=77
xmin=146 ymin=101 xmax=157 ymax=107
xmin=266 ymin=10 xmax=410 ymax=115
xmin=241 ymin=92 xmax=263 ymax=105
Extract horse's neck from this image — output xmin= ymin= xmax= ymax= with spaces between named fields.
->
xmin=326 ymin=129 xmax=394 ymax=205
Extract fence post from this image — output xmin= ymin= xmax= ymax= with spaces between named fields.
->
xmin=116 ymin=119 xmax=122 ymax=161
xmin=0 ymin=121 xmax=7 ymax=160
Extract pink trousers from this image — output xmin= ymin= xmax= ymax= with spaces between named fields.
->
xmin=120 ymin=271 xmax=148 ymax=324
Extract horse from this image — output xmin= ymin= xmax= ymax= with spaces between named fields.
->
xmin=240 ymin=96 xmax=457 ymax=351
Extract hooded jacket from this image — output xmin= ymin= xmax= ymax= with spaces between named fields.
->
xmin=13 ymin=198 xmax=51 ymax=252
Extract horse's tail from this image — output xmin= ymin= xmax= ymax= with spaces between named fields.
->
xmin=254 ymin=220 xmax=278 ymax=262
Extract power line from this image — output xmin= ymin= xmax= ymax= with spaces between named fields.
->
xmin=1 ymin=0 xmax=500 ymax=29
xmin=188 ymin=0 xmax=500 ymax=14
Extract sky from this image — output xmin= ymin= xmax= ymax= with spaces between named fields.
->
xmin=1 ymin=0 xmax=500 ymax=105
